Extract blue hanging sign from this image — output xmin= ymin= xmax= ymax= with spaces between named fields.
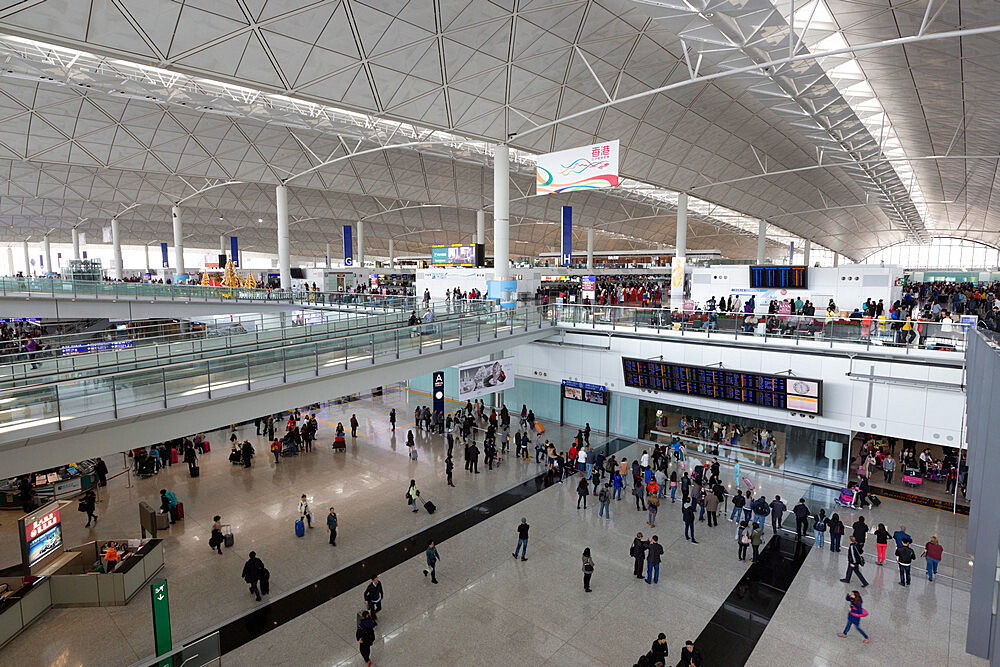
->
xmin=230 ymin=236 xmax=239 ymax=267
xmin=561 ymin=206 xmax=572 ymax=267
xmin=343 ymin=225 xmax=353 ymax=266
xmin=160 ymin=243 xmax=169 ymax=268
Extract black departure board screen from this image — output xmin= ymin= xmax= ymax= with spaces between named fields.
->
xmin=621 ymin=358 xmax=822 ymax=415
xmin=749 ymin=265 xmax=808 ymax=289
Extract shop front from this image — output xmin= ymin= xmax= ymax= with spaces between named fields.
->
xmin=638 ymin=399 xmax=850 ymax=486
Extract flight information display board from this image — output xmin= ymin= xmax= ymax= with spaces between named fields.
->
xmin=621 ymin=358 xmax=822 ymax=415
xmin=749 ymin=265 xmax=808 ymax=289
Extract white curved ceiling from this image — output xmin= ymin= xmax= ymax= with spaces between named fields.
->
xmin=0 ymin=0 xmax=993 ymax=260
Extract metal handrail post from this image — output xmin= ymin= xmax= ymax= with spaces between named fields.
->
xmin=54 ymin=384 xmax=62 ymax=430
xmin=111 ymin=376 xmax=118 ymax=418
xmin=247 ymin=355 xmax=252 ymax=389
xmin=371 ymin=334 xmax=376 ymax=364
xmin=206 ymin=360 xmax=212 ymax=398
xmin=316 ymin=343 xmax=320 ymax=375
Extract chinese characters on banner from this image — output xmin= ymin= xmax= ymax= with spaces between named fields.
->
xmin=536 ymin=140 xmax=620 ymax=195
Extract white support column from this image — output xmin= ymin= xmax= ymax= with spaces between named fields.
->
xmin=72 ymin=228 xmax=81 ymax=260
xmin=144 ymin=244 xmax=151 ymax=273
xmin=586 ymin=227 xmax=595 ymax=269
xmin=41 ymin=234 xmax=51 ymax=274
xmin=6 ymin=246 xmax=13 ymax=276
xmin=325 ymin=242 xmax=331 ymax=268
xmin=111 ymin=218 xmax=123 ymax=279
xmin=171 ymin=206 xmax=185 ymax=275
xmin=757 ymin=218 xmax=767 ymax=264
xmin=357 ymin=220 xmax=365 ymax=267
xmin=476 ymin=209 xmax=486 ymax=246
xmin=276 ymin=184 xmax=291 ymax=289
xmin=803 ymin=239 xmax=811 ymax=266
xmin=492 ymin=144 xmax=510 ymax=281
xmin=675 ymin=192 xmax=688 ymax=260
xmin=22 ymin=241 xmax=30 ymax=276
xmin=388 ymin=238 xmax=395 ymax=267
xmin=833 ymin=252 xmax=839 ymax=267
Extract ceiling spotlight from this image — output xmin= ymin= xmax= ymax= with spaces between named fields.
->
xmin=258 ymin=218 xmax=263 ymax=223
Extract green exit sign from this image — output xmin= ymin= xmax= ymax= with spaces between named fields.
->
xmin=151 ymin=579 xmax=172 ymax=665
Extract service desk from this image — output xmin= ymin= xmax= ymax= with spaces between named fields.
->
xmin=48 ymin=539 xmax=164 ymax=607
xmin=0 ymin=576 xmax=52 ymax=649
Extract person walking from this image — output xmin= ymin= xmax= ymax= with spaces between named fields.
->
xmin=445 ymin=456 xmax=455 ymax=487
xmin=241 ymin=551 xmax=265 ymax=602
xmin=750 ymin=524 xmax=762 ymax=561
xmin=406 ymin=480 xmax=420 ymax=513
xmin=895 ymin=538 xmax=916 ymax=586
xmin=840 ymin=536 xmax=869 ymax=587
xmin=633 ymin=479 xmax=647 ymax=512
xmin=669 ymin=470 xmax=678 ymax=503
xmin=852 ymin=516 xmax=869 ymax=551
xmin=792 ymin=498 xmax=810 ymax=540
xmin=737 ymin=521 xmax=750 ymax=561
xmin=704 ymin=489 xmax=719 ymax=527
xmin=631 ymin=533 xmax=648 ymax=578
xmin=183 ymin=442 xmax=198 ymax=474
xmin=892 ymin=525 xmax=912 ymax=550
xmin=350 ymin=414 xmax=359 ymax=437
xmin=838 ymin=590 xmax=870 ymax=642
xmin=364 ymin=575 xmax=383 ymax=625
xmin=210 ymin=515 xmax=224 ymax=555
xmin=577 ymin=477 xmax=590 ymax=509
xmin=813 ymin=509 xmax=827 ymax=548
xmin=468 ymin=442 xmax=480 ymax=474
xmin=423 ymin=540 xmax=440 ymax=584
xmin=827 ymin=513 xmax=845 ymax=552
xmin=769 ymin=495 xmax=786 ymax=535
xmin=682 ymin=501 xmax=698 ymax=543
xmin=80 ymin=489 xmax=98 ymax=527
xmin=582 ymin=547 xmax=595 ymax=592
xmin=94 ymin=457 xmax=109 ymax=487
xmin=389 ymin=408 xmax=396 ymax=431
xmin=645 ymin=535 xmax=664 ymax=584
xmin=326 ymin=507 xmax=338 ymax=546
xmin=356 ymin=610 xmax=376 ymax=666
xmin=513 ymin=518 xmax=529 ymax=560
xmin=729 ymin=489 xmax=745 ymax=521
xmin=646 ymin=491 xmax=659 ymax=526
xmin=298 ymin=494 xmax=313 ymax=529
xmin=874 ymin=523 xmax=890 ymax=566
xmin=599 ymin=483 xmax=612 ymax=519
xmin=922 ymin=536 xmax=943 ymax=581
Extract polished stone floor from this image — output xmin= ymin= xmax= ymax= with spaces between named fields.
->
xmin=0 ymin=391 xmax=982 ymax=667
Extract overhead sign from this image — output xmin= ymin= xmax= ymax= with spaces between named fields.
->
xmin=536 ymin=140 xmax=620 ymax=195
xmin=431 ymin=244 xmax=478 ymax=267
xmin=343 ymin=225 xmax=353 ymax=266
xmin=151 ymin=579 xmax=172 ymax=665
xmin=230 ymin=236 xmax=239 ymax=267
xmin=160 ymin=243 xmax=169 ymax=268
xmin=103 ymin=225 xmax=113 ymax=243
xmin=561 ymin=206 xmax=572 ymax=266
xmin=457 ymin=357 xmax=514 ymax=400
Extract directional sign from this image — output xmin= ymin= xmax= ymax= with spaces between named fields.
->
xmin=151 ymin=579 xmax=172 ymax=666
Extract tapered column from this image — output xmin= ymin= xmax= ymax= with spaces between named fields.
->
xmin=493 ymin=145 xmax=510 ymax=281
xmin=675 ymin=192 xmax=688 ymax=260
xmin=357 ymin=220 xmax=365 ymax=267
xmin=22 ymin=241 xmax=29 ymax=276
xmin=171 ymin=206 xmax=185 ymax=274
xmin=586 ymin=228 xmax=595 ymax=269
xmin=111 ymin=218 xmax=123 ymax=279
xmin=6 ymin=246 xmax=13 ymax=276
xmin=833 ymin=252 xmax=839 ymax=267
xmin=144 ymin=244 xmax=151 ymax=273
xmin=476 ymin=209 xmax=485 ymax=246
xmin=276 ymin=185 xmax=290 ymax=289
xmin=803 ymin=239 xmax=811 ymax=266
xmin=72 ymin=228 xmax=81 ymax=260
xmin=388 ymin=238 xmax=395 ymax=267
xmin=41 ymin=234 xmax=51 ymax=274
xmin=757 ymin=218 xmax=767 ymax=265
xmin=325 ymin=243 xmax=331 ymax=268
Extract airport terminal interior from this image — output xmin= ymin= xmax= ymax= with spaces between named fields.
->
xmin=0 ymin=1 xmax=999 ymax=666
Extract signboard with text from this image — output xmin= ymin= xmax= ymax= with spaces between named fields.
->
xmin=536 ymin=140 xmax=620 ymax=195
xmin=19 ymin=501 xmax=64 ymax=569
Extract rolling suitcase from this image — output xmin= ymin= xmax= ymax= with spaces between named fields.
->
xmin=295 ymin=519 xmax=305 ymax=537
xmin=171 ymin=502 xmax=184 ymax=521
xmin=423 ymin=500 xmax=436 ymax=515
xmin=170 ymin=448 xmax=178 ymax=464
xmin=869 ymin=494 xmax=881 ymax=507
xmin=260 ymin=569 xmax=270 ymax=595
xmin=190 ymin=465 xmax=200 ymax=478
xmin=155 ymin=512 xmax=170 ymax=530
xmin=224 ymin=526 xmax=235 ymax=548
xmin=202 ymin=441 xmax=211 ymax=452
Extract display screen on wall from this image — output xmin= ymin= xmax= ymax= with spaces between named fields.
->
xmin=19 ymin=502 xmax=63 ymax=568
xmin=562 ymin=380 xmax=607 ymax=405
xmin=749 ymin=266 xmax=808 ymax=289
xmin=431 ymin=244 xmax=483 ymax=267
xmin=621 ymin=358 xmax=822 ymax=415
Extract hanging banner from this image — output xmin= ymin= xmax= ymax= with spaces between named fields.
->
xmin=671 ymin=257 xmax=685 ymax=290
xmin=536 ymin=140 xmax=619 ymax=195
xmin=79 ymin=232 xmax=86 ymax=245
xmin=102 ymin=225 xmax=112 ymax=243
xmin=457 ymin=357 xmax=514 ymax=400
xmin=230 ymin=236 xmax=239 ymax=267
xmin=561 ymin=206 xmax=572 ymax=266
xmin=160 ymin=243 xmax=169 ymax=268
xmin=343 ymin=225 xmax=353 ymax=266
xmin=432 ymin=371 xmax=445 ymax=415
xmin=789 ymin=241 xmax=795 ymax=265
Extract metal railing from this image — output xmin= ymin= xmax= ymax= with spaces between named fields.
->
xmin=0 ymin=300 xmax=497 ymax=385
xmin=549 ymin=304 xmax=969 ymax=352
xmin=0 ymin=306 xmax=555 ymax=441
xmin=0 ymin=276 xmax=418 ymax=309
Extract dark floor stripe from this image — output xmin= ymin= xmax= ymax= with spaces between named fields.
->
xmin=143 ymin=437 xmax=636 ymax=665
xmin=694 ymin=534 xmax=811 ymax=665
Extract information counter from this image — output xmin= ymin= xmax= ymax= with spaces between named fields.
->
xmin=47 ymin=539 xmax=164 ymax=607
xmin=0 ymin=460 xmax=99 ymax=506
xmin=0 ymin=576 xmax=52 ymax=649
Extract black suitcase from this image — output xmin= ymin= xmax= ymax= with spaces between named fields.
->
xmin=190 ymin=465 xmax=200 ymax=478
xmin=260 ymin=569 xmax=270 ymax=595
xmin=423 ymin=500 xmax=436 ymax=515
xmin=869 ymin=494 xmax=881 ymax=507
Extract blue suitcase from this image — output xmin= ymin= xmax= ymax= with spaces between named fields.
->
xmin=295 ymin=519 xmax=305 ymax=537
